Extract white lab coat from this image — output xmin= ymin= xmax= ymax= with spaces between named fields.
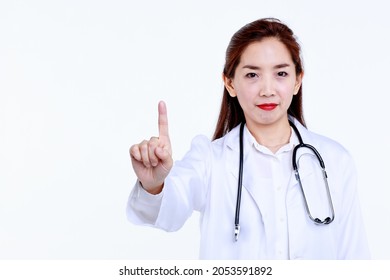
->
xmin=127 ymin=118 xmax=370 ymax=259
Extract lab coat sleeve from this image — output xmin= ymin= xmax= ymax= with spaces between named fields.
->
xmin=127 ymin=135 xmax=211 ymax=231
xmin=334 ymin=151 xmax=371 ymax=259
xmin=126 ymin=180 xmax=163 ymax=225
xmin=154 ymin=135 xmax=211 ymax=231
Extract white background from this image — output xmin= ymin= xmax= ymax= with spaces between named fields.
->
xmin=0 ymin=0 xmax=389 ymax=259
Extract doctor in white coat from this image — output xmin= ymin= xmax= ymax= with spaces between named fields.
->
xmin=127 ymin=18 xmax=370 ymax=259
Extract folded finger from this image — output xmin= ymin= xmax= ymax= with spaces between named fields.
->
xmin=148 ymin=137 xmax=160 ymax=167
xmin=129 ymin=144 xmax=141 ymax=161
xmin=139 ymin=140 xmax=152 ymax=168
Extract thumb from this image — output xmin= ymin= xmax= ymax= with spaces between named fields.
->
xmin=155 ymin=146 xmax=173 ymax=174
xmin=155 ymin=146 xmax=172 ymax=164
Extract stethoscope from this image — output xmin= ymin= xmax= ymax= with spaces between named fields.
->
xmin=234 ymin=119 xmax=335 ymax=241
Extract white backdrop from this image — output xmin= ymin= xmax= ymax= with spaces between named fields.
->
xmin=0 ymin=0 xmax=389 ymax=259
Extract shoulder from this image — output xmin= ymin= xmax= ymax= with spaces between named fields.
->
xmin=182 ymin=127 xmax=239 ymax=163
xmin=307 ymin=129 xmax=349 ymax=155
xmin=186 ymin=125 xmax=241 ymax=157
xmin=211 ymin=125 xmax=241 ymax=154
xmin=294 ymin=119 xmax=347 ymax=151
xmin=296 ymin=121 xmax=354 ymax=164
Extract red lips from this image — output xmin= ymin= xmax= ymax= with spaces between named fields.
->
xmin=257 ymin=103 xmax=277 ymax=111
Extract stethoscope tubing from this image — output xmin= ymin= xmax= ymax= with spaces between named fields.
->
xmin=234 ymin=119 xmax=335 ymax=242
xmin=234 ymin=122 xmax=245 ymax=241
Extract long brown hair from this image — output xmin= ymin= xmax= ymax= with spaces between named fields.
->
xmin=213 ymin=18 xmax=306 ymax=140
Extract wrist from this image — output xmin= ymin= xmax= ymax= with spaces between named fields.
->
xmin=139 ymin=181 xmax=164 ymax=195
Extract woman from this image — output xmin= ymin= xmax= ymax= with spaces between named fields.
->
xmin=127 ymin=18 xmax=370 ymax=259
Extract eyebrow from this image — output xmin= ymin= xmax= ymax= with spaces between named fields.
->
xmin=242 ymin=63 xmax=291 ymax=70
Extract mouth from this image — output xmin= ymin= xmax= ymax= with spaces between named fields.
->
xmin=257 ymin=103 xmax=278 ymax=111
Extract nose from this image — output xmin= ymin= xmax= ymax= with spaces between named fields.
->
xmin=259 ymin=76 xmax=275 ymax=97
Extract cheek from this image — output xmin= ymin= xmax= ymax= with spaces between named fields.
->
xmin=236 ymin=82 xmax=259 ymax=97
xmin=278 ymin=82 xmax=297 ymax=98
xmin=235 ymin=88 xmax=255 ymax=110
xmin=274 ymin=85 xmax=295 ymax=108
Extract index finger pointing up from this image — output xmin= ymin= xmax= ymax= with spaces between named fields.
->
xmin=158 ymin=101 xmax=170 ymax=140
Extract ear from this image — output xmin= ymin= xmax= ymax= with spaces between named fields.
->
xmin=293 ymin=72 xmax=303 ymax=95
xmin=222 ymin=74 xmax=237 ymax=97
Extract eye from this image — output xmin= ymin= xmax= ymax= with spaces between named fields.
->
xmin=277 ymin=71 xmax=288 ymax=77
xmin=245 ymin=73 xmax=258 ymax=78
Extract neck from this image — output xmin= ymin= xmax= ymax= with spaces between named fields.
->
xmin=247 ymin=119 xmax=291 ymax=153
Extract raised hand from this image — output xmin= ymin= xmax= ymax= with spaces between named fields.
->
xmin=129 ymin=101 xmax=173 ymax=194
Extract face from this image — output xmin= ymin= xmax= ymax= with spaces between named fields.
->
xmin=224 ymin=37 xmax=302 ymax=130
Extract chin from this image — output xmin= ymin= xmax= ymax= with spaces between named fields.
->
xmin=256 ymin=116 xmax=285 ymax=127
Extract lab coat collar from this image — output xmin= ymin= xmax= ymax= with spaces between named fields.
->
xmin=223 ymin=117 xmax=319 ymax=184
xmin=224 ymin=116 xmax=313 ymax=153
